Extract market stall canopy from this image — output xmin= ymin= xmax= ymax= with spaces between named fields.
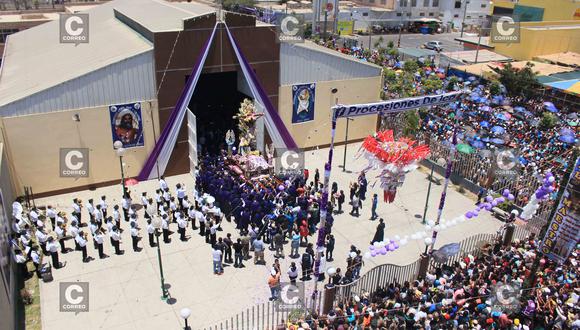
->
xmin=534 ymin=52 xmax=580 ymax=68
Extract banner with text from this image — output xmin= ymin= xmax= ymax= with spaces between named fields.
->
xmin=540 ymin=157 xmax=580 ymax=264
xmin=332 ymin=91 xmax=464 ymax=119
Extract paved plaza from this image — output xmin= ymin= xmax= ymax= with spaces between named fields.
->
xmin=36 ymin=143 xmax=503 ymax=330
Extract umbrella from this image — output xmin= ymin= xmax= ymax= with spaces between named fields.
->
xmin=514 ymin=106 xmax=526 ymax=113
xmin=470 ymin=140 xmax=485 ymax=149
xmin=468 ymin=76 xmax=477 ymax=81
xmin=481 ymin=137 xmax=491 ymax=142
xmin=502 ymin=105 xmax=514 ymax=113
xmin=568 ymin=113 xmax=578 ymax=120
xmin=480 ymin=105 xmax=491 ymax=112
xmin=568 ymin=121 xmax=578 ymax=127
xmin=496 ymin=112 xmax=512 ymax=121
xmin=559 ymin=135 xmax=576 ymax=144
xmin=491 ymin=138 xmax=505 ymax=145
xmin=432 ymin=243 xmax=462 ymax=263
xmin=491 ymin=126 xmax=505 ymax=134
xmin=480 ymin=121 xmax=490 ymax=128
xmin=544 ymin=101 xmax=558 ymax=113
xmin=457 ymin=144 xmax=475 ymax=154
xmin=125 ymin=178 xmax=139 ymax=186
xmin=560 ymin=128 xmax=574 ymax=136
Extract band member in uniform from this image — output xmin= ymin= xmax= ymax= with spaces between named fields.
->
xmin=55 ymin=223 xmax=67 ymax=254
xmin=100 ymin=195 xmax=108 ymax=219
xmin=94 ymin=228 xmax=107 ymax=259
xmin=46 ymin=205 xmax=57 ymax=230
xmin=47 ymin=236 xmax=66 ymax=269
xmin=110 ymin=225 xmax=124 ymax=255
xmin=76 ymin=230 xmax=90 ymax=263
xmin=86 ymin=198 xmax=95 ymax=222
xmin=69 ymin=220 xmax=80 ymax=251
xmin=177 ymin=211 xmax=187 ymax=241
xmin=130 ymin=222 xmax=140 ymax=252
xmin=161 ymin=214 xmax=170 ymax=243
xmin=146 ymin=219 xmax=156 ymax=247
xmin=113 ymin=205 xmax=121 ymax=230
xmin=72 ymin=198 xmax=82 ymax=226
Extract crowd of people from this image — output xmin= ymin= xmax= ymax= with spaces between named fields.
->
xmin=283 ymin=235 xmax=579 ymax=329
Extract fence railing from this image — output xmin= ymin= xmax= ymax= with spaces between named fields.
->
xmin=199 ymin=291 xmax=322 ymax=330
xmin=334 ymin=259 xmax=420 ymax=303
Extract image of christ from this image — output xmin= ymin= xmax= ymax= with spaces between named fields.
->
xmin=115 ymin=110 xmax=139 ymax=145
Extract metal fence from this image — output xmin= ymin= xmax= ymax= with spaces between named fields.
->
xmin=334 ymin=259 xmax=421 ymax=303
xmin=200 ymin=291 xmax=322 ymax=330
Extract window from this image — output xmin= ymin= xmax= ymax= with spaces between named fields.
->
xmin=479 ymin=15 xmax=484 ymax=18
xmin=481 ymin=3 xmax=486 ymax=8
xmin=407 ymin=12 xmax=412 ymax=16
xmin=466 ymin=15 xmax=471 ymax=18
xmin=411 ymin=0 xmax=417 ymax=7
xmin=429 ymin=12 xmax=434 ymax=16
xmin=396 ymin=12 xmax=402 ymax=16
xmin=454 ymin=0 xmax=461 ymax=9
xmin=432 ymin=0 xmax=438 ymax=6
xmin=399 ymin=0 xmax=406 ymax=6
xmin=454 ymin=14 xmax=459 ymax=17
xmin=424 ymin=0 xmax=429 ymax=6
xmin=419 ymin=12 xmax=425 ymax=16
xmin=363 ymin=12 xmax=369 ymax=16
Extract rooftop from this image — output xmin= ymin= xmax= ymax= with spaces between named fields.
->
xmin=442 ymin=49 xmax=511 ymax=64
xmin=0 ymin=12 xmax=59 ymax=23
xmin=534 ymin=52 xmax=580 ymax=68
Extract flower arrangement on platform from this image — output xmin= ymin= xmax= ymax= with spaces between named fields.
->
xmin=357 ymin=130 xmax=430 ymax=203
xmin=233 ymin=98 xmax=263 ymax=155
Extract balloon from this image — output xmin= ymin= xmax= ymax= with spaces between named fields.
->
xmin=548 ymin=186 xmax=555 ymax=192
xmin=363 ymin=252 xmax=372 ymax=259
xmin=424 ymin=237 xmax=433 ymax=245
xmin=491 ymin=201 xmax=498 ymax=207
xmin=370 ymin=250 xmax=377 ymax=257
xmin=394 ymin=235 xmax=401 ymax=241
xmin=434 ymin=225 xmax=441 ymax=231
xmin=387 ymin=244 xmax=395 ymax=251
xmin=394 ymin=242 xmax=399 ymax=249
xmin=465 ymin=212 xmax=473 ymax=218
xmin=427 ymin=220 xmax=436 ymax=227
xmin=400 ymin=238 xmax=408 ymax=246
xmin=485 ymin=196 xmax=493 ymax=202
xmin=496 ymin=197 xmax=505 ymax=203
xmin=502 ymin=189 xmax=510 ymax=197
xmin=548 ymin=176 xmax=555 ymax=183
xmin=380 ymin=247 xmax=387 ymax=255
xmin=278 ymin=185 xmax=285 ymax=191
xmin=475 ymin=206 xmax=481 ymax=212
xmin=508 ymin=194 xmax=514 ymax=201
xmin=373 ymin=241 xmax=380 ymax=248
xmin=349 ymin=252 xmax=357 ymax=259
xmin=369 ymin=245 xmax=375 ymax=250
xmin=425 ymin=225 xmax=432 ymax=231
xmin=440 ymin=224 xmax=447 ymax=230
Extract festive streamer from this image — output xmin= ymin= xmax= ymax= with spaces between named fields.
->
xmin=138 ymin=23 xmax=219 ymax=181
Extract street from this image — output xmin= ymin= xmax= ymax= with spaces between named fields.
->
xmin=349 ymin=31 xmax=466 ymax=53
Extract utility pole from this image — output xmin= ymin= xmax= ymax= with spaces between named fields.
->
xmin=460 ymin=0 xmax=469 ymax=38
xmin=474 ymin=29 xmax=482 ymax=63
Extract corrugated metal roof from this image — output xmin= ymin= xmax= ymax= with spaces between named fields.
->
xmin=280 ymin=41 xmax=381 ymax=85
xmin=0 ymin=0 xmax=155 ymax=111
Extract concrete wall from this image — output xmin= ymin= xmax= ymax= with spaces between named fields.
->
xmin=492 ymin=0 xmax=580 ymax=21
xmin=278 ymin=76 xmax=382 ymax=149
xmin=492 ymin=21 xmax=580 ymax=60
xmin=0 ymin=100 xmax=159 ymax=196
xmin=0 ymin=143 xmax=16 ymax=330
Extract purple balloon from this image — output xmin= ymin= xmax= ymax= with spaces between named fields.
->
xmin=485 ymin=196 xmax=494 ymax=203
xmin=535 ymin=191 xmax=543 ymax=199
xmin=496 ymin=197 xmax=505 ymax=203
xmin=491 ymin=201 xmax=498 ymax=207
xmin=387 ymin=243 xmax=396 ymax=251
xmin=380 ymin=247 xmax=388 ymax=255
xmin=472 ymin=210 xmax=479 ymax=216
xmin=475 ymin=206 xmax=481 ymax=212
xmin=548 ymin=186 xmax=555 ymax=192
xmin=278 ymin=185 xmax=285 ymax=191
xmin=508 ymin=194 xmax=515 ymax=201
xmin=371 ymin=250 xmax=377 ymax=257
xmin=485 ymin=204 xmax=493 ymax=211
xmin=502 ymin=189 xmax=510 ymax=197
xmin=394 ymin=242 xmax=400 ymax=249
xmin=369 ymin=245 xmax=375 ymax=250
xmin=465 ymin=212 xmax=473 ymax=219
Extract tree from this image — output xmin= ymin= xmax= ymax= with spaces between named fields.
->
xmin=422 ymin=76 xmax=443 ymax=93
xmin=222 ymin=0 xmax=256 ymax=11
xmin=446 ymin=76 xmax=459 ymax=92
xmin=387 ymin=40 xmax=395 ymax=49
xmin=492 ymin=62 xmax=539 ymax=98
xmin=403 ymin=110 xmax=420 ymax=137
xmin=489 ymin=80 xmax=502 ymax=96
xmin=403 ymin=60 xmax=419 ymax=74
xmin=539 ymin=112 xmax=558 ymax=131
xmin=383 ymin=69 xmax=397 ymax=84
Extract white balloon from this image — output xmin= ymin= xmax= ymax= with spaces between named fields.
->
xmin=378 ymin=241 xmax=386 ymax=248
xmin=441 ymin=224 xmax=448 ymax=230
xmin=424 ymin=237 xmax=433 ymax=245
xmin=427 ymin=220 xmax=436 ymax=227
xmin=425 ymin=225 xmax=432 ymax=231
xmin=373 ymin=241 xmax=380 ymax=248
xmin=349 ymin=252 xmax=357 ymax=259
xmin=400 ymin=238 xmax=408 ymax=246
xmin=421 ymin=231 xmax=427 ymax=237
xmin=394 ymin=235 xmax=401 ymax=241
xmin=363 ymin=252 xmax=372 ymax=259
xmin=434 ymin=225 xmax=441 ymax=231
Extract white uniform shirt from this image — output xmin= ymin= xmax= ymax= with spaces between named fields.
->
xmin=196 ymin=211 xmax=206 ymax=224
xmin=89 ymin=223 xmax=98 ymax=235
xmin=56 ymin=215 xmax=65 ymax=226
xmin=31 ymin=250 xmax=40 ymax=264
xmin=76 ymin=235 xmax=87 ymax=247
xmin=177 ymin=217 xmax=187 ymax=229
xmin=210 ymin=224 xmax=218 ymax=235
xmin=141 ymin=196 xmax=148 ymax=206
xmin=12 ymin=201 xmax=23 ymax=218
xmin=47 ymin=241 xmax=59 ymax=253
xmin=169 ymin=201 xmax=177 ymax=212
xmin=93 ymin=209 xmax=103 ymax=221
xmin=29 ymin=210 xmax=40 ymax=222
xmin=14 ymin=253 xmax=27 ymax=264
xmin=182 ymin=199 xmax=191 ymax=211
xmin=111 ymin=231 xmax=121 ymax=242
xmin=113 ymin=210 xmax=120 ymax=222
xmin=177 ymin=187 xmax=186 ymax=199
xmin=122 ymin=198 xmax=131 ymax=210
xmin=85 ymin=202 xmax=95 ymax=215
xmin=130 ymin=227 xmax=138 ymax=237
xmin=162 ymin=218 xmax=169 ymax=230
xmin=94 ymin=233 xmax=104 ymax=245
xmin=159 ymin=179 xmax=168 ymax=191
xmin=55 ymin=226 xmax=65 ymax=239
xmin=106 ymin=221 xmax=114 ymax=233
xmin=163 ymin=191 xmax=171 ymax=202
xmin=147 ymin=223 xmax=155 ymax=235
xmin=72 ymin=203 xmax=81 ymax=214
xmin=155 ymin=193 xmax=162 ymax=204
xmin=100 ymin=199 xmax=108 ymax=212
xmin=70 ymin=225 xmax=79 ymax=238
xmin=36 ymin=230 xmax=48 ymax=243
xmin=46 ymin=207 xmax=56 ymax=219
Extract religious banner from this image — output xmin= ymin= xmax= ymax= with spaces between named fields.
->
xmin=292 ymin=83 xmax=316 ymax=124
xmin=332 ymin=91 xmax=464 ymax=119
xmin=109 ymin=102 xmax=144 ymax=148
xmin=540 ymin=157 xmax=580 ymax=263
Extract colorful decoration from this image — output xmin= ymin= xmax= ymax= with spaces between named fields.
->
xmin=520 ymin=172 xmax=556 ymax=220
xmin=233 ymin=99 xmax=263 ymax=156
xmin=357 ymin=130 xmax=430 ymax=203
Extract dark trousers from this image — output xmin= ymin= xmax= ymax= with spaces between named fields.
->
xmin=59 ymin=239 xmax=66 ymax=253
xmin=40 ymin=242 xmax=47 ymax=255
xmin=302 ymin=267 xmax=311 ymax=280
xmin=97 ymin=243 xmax=105 ymax=258
xmin=122 ymin=209 xmax=129 ymax=222
xmin=148 ymin=233 xmax=155 ymax=247
xmin=191 ymin=218 xmax=197 ymax=230
xmin=326 ymin=248 xmax=334 ymax=261
xmin=210 ymin=233 xmax=216 ymax=246
xmin=51 ymin=252 xmax=60 ymax=268
xmin=102 ymin=210 xmax=107 ymax=219
xmin=74 ymin=212 xmax=82 ymax=225
xmin=224 ymin=247 xmax=232 ymax=263
xmin=200 ymin=223 xmax=205 ymax=236
xmin=163 ymin=229 xmax=170 ymax=243
xmin=179 ymin=227 xmax=186 ymax=241
xmin=132 ymin=236 xmax=139 ymax=251
xmin=113 ymin=240 xmax=121 ymax=255
xmin=81 ymin=245 xmax=87 ymax=262
xmin=74 ymin=239 xmax=81 ymax=251
xmin=234 ymin=252 xmax=243 ymax=267
xmin=49 ymin=217 xmax=56 ymax=230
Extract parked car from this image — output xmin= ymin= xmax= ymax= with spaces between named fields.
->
xmin=424 ymin=41 xmax=443 ymax=51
